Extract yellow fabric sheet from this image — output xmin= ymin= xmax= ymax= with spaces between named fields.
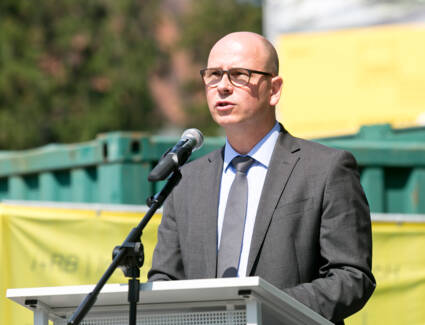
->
xmin=0 ymin=203 xmax=161 ymax=325
xmin=1 ymin=204 xmax=425 ymax=324
xmin=276 ymin=24 xmax=425 ymax=138
xmin=347 ymin=221 xmax=425 ymax=325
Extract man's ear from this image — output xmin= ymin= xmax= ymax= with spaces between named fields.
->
xmin=269 ymin=76 xmax=283 ymax=107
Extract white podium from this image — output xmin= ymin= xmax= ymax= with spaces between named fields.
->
xmin=7 ymin=277 xmax=332 ymax=325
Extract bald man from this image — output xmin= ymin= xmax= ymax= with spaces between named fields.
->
xmin=148 ymin=32 xmax=375 ymax=324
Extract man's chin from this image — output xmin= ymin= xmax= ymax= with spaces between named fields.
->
xmin=213 ymin=116 xmax=240 ymax=127
xmin=211 ymin=111 xmax=254 ymax=129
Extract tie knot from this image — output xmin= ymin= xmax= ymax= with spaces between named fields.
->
xmin=231 ymin=156 xmax=255 ymax=174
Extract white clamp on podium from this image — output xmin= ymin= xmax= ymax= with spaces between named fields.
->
xmin=7 ymin=276 xmax=332 ymax=325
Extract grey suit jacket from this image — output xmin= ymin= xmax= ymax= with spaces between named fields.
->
xmin=148 ymin=127 xmax=376 ymax=324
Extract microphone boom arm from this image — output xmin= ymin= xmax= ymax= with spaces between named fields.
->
xmin=67 ymin=170 xmax=182 ymax=325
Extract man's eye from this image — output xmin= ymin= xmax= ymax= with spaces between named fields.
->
xmin=211 ymin=70 xmax=222 ymax=76
xmin=231 ymin=70 xmax=247 ymax=77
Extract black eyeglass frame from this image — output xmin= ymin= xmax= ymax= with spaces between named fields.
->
xmin=200 ymin=67 xmax=274 ymax=87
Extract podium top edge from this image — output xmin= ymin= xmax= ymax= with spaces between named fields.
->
xmin=6 ymin=277 xmax=262 ymax=298
xmin=6 ymin=277 xmax=331 ymax=325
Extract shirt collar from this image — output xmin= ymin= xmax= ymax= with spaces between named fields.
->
xmin=223 ymin=122 xmax=280 ymax=172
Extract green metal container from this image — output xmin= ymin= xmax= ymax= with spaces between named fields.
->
xmin=1 ymin=124 xmax=424 ymax=213
xmin=317 ymin=124 xmax=425 ymax=214
xmin=0 ymin=132 xmax=224 ymax=205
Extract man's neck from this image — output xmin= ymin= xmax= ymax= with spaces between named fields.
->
xmin=225 ymin=120 xmax=277 ymax=155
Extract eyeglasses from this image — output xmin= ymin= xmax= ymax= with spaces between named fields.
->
xmin=200 ymin=68 xmax=273 ymax=87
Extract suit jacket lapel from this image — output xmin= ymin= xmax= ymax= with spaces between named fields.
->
xmin=246 ymin=128 xmax=300 ymax=275
xmin=199 ymin=149 xmax=224 ymax=278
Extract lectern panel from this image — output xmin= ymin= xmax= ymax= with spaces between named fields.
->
xmin=7 ymin=278 xmax=333 ymax=325
xmin=55 ymin=310 xmax=246 ymax=325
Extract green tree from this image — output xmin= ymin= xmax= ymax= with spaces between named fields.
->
xmin=0 ymin=0 xmax=262 ymax=149
xmin=0 ymin=0 xmax=161 ymax=149
xmin=180 ymin=1 xmax=262 ymax=64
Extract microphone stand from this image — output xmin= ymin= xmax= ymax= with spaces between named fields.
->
xmin=67 ymin=170 xmax=182 ymax=325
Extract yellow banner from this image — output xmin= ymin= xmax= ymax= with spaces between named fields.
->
xmin=276 ymin=24 xmax=425 ymax=138
xmin=0 ymin=203 xmax=161 ymax=325
xmin=347 ymin=221 xmax=425 ymax=325
xmin=1 ymin=203 xmax=425 ymax=324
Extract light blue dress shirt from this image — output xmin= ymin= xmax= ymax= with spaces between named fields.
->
xmin=217 ymin=122 xmax=280 ymax=277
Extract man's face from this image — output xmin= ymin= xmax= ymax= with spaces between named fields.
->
xmin=205 ymin=37 xmax=275 ymax=131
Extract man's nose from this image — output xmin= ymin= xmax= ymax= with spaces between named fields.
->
xmin=217 ymin=72 xmax=233 ymax=93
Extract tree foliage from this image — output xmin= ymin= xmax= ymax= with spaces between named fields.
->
xmin=180 ymin=1 xmax=262 ymax=65
xmin=0 ymin=0 xmax=161 ymax=149
xmin=0 ymin=0 xmax=262 ymax=149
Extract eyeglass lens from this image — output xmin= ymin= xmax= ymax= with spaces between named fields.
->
xmin=203 ymin=68 xmax=250 ymax=86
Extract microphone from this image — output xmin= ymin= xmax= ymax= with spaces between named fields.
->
xmin=148 ymin=128 xmax=204 ymax=182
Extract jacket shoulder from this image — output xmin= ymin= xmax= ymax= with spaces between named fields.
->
xmin=288 ymin=133 xmax=356 ymax=162
xmin=180 ymin=147 xmax=223 ymax=174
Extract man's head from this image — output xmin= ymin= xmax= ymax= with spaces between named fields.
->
xmin=202 ymin=32 xmax=283 ymax=135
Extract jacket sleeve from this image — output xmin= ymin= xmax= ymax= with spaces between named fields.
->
xmin=283 ymin=150 xmax=376 ymax=323
xmin=148 ymin=190 xmax=185 ymax=281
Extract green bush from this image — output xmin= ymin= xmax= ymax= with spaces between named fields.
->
xmin=0 ymin=0 xmax=161 ymax=149
xmin=0 ymin=0 xmax=261 ymax=149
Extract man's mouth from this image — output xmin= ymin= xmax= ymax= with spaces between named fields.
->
xmin=215 ymin=101 xmax=235 ymax=109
